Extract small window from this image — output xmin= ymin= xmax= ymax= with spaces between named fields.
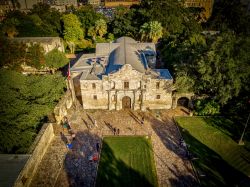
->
xmin=111 ymin=82 xmax=115 ymax=89
xmin=156 ymin=82 xmax=160 ymax=89
xmin=156 ymin=95 xmax=160 ymax=99
xmin=124 ymin=81 xmax=129 ymax=89
xmin=92 ymin=83 xmax=96 ymax=89
xmin=93 ymin=95 xmax=97 ymax=100
xmin=144 ymin=85 xmax=146 ymax=89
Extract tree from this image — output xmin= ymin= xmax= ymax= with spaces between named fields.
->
xmin=110 ymin=6 xmax=139 ymax=38
xmin=140 ymin=21 xmax=163 ymax=43
xmin=2 ymin=25 xmax=18 ymax=38
xmin=45 ymin=49 xmax=69 ymax=71
xmin=26 ymin=43 xmax=45 ymax=69
xmin=195 ymin=32 xmax=249 ymax=105
xmin=88 ymin=26 xmax=97 ymax=41
xmin=140 ymin=0 xmax=201 ymax=36
xmin=0 ymin=69 xmax=66 ymax=153
xmin=0 ymin=37 xmax=27 ymax=70
xmin=194 ymin=99 xmax=220 ymax=116
xmin=75 ymin=5 xmax=104 ymax=34
xmin=207 ymin=0 xmax=250 ymax=35
xmin=62 ymin=13 xmax=83 ymax=53
xmin=95 ymin=19 xmax=107 ymax=38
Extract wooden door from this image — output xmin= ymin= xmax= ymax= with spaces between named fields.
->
xmin=122 ymin=96 xmax=131 ymax=109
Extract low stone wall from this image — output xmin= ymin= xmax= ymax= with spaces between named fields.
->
xmin=14 ymin=123 xmax=54 ymax=187
xmin=54 ymin=90 xmax=73 ymax=124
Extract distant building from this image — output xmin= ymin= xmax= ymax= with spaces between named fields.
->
xmin=18 ymin=0 xmax=43 ymax=11
xmin=104 ymin=0 xmax=140 ymax=7
xmin=184 ymin=0 xmax=214 ymax=19
xmin=87 ymin=0 xmax=101 ymax=6
xmin=11 ymin=37 xmax=65 ymax=53
xmin=71 ymin=37 xmax=176 ymax=110
xmin=0 ymin=0 xmax=14 ymax=20
xmin=18 ymin=0 xmax=77 ymax=11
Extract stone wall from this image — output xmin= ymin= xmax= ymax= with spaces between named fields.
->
xmin=54 ymin=90 xmax=73 ymax=124
xmin=12 ymin=37 xmax=65 ymax=54
xmin=14 ymin=123 xmax=54 ymax=187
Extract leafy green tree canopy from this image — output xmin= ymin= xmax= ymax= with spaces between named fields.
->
xmin=62 ymin=13 xmax=83 ymax=53
xmin=140 ymin=21 xmax=163 ymax=43
xmin=0 ymin=69 xmax=66 ymax=153
xmin=45 ymin=49 xmax=69 ymax=69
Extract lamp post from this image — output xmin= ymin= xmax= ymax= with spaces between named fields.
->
xmin=238 ymin=112 xmax=250 ymax=145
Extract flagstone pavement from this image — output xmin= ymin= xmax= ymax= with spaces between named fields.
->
xmin=30 ymin=107 xmax=198 ymax=187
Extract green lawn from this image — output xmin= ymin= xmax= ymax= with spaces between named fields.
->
xmin=176 ymin=117 xmax=250 ymax=187
xmin=96 ymin=136 xmax=158 ymax=187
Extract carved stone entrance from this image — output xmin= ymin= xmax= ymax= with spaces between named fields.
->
xmin=122 ymin=96 xmax=131 ymax=109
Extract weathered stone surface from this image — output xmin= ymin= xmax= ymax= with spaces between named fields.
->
xmin=14 ymin=124 xmax=54 ymax=187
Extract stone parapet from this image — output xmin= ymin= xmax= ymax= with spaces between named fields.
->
xmin=54 ymin=90 xmax=73 ymax=124
xmin=14 ymin=123 xmax=54 ymax=187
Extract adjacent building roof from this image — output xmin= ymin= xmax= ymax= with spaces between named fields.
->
xmin=0 ymin=154 xmax=30 ymax=187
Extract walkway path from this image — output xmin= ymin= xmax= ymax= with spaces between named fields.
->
xmin=29 ymin=107 xmax=197 ymax=187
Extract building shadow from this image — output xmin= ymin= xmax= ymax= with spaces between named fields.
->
xmin=148 ymin=114 xmax=186 ymax=158
xmin=177 ymin=127 xmax=250 ymax=187
xmin=58 ymin=130 xmax=101 ymax=187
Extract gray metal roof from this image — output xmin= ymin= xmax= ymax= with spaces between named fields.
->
xmin=71 ymin=37 xmax=173 ymax=80
xmin=153 ymin=69 xmax=173 ymax=79
xmin=0 ymin=154 xmax=30 ymax=187
xmin=105 ymin=37 xmax=148 ymax=74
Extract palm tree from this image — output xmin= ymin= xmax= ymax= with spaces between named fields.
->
xmin=95 ymin=19 xmax=107 ymax=38
xmin=140 ymin=21 xmax=163 ymax=43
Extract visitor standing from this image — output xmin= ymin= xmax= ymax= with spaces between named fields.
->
xmin=96 ymin=143 xmax=100 ymax=152
xmin=94 ymin=120 xmax=98 ymax=127
xmin=141 ymin=116 xmax=144 ymax=125
xmin=117 ymin=128 xmax=120 ymax=135
xmin=114 ymin=128 xmax=116 ymax=135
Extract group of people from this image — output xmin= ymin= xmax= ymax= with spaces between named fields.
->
xmin=61 ymin=117 xmax=76 ymax=149
xmin=113 ymin=127 xmax=120 ymax=135
xmin=61 ymin=116 xmax=101 ymax=162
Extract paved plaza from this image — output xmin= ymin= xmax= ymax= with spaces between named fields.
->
xmin=30 ymin=107 xmax=198 ymax=187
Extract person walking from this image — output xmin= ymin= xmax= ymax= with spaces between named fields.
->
xmin=94 ymin=120 xmax=98 ymax=127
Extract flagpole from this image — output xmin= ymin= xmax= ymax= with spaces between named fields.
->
xmin=67 ymin=62 xmax=76 ymax=107
xmin=238 ymin=112 xmax=250 ymax=145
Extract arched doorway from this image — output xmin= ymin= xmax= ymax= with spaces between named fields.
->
xmin=177 ymin=97 xmax=189 ymax=108
xmin=122 ymin=96 xmax=131 ymax=109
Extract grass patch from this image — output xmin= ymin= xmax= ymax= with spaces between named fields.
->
xmin=96 ymin=136 xmax=158 ymax=187
xmin=176 ymin=117 xmax=250 ymax=187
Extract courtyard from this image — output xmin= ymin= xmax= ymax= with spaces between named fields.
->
xmin=29 ymin=107 xmax=197 ymax=187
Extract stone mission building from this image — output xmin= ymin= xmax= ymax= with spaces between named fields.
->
xmin=71 ymin=37 xmax=175 ymax=110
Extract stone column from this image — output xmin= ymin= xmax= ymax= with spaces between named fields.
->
xmin=172 ymin=97 xmax=177 ymax=109
xmin=133 ymin=90 xmax=136 ymax=110
xmin=115 ymin=91 xmax=119 ymax=110
xmin=108 ymin=90 xmax=111 ymax=110
xmin=140 ymin=90 xmax=144 ymax=111
xmin=68 ymin=77 xmax=76 ymax=106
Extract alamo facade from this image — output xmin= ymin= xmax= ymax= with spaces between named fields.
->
xmin=71 ymin=37 xmax=185 ymax=111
